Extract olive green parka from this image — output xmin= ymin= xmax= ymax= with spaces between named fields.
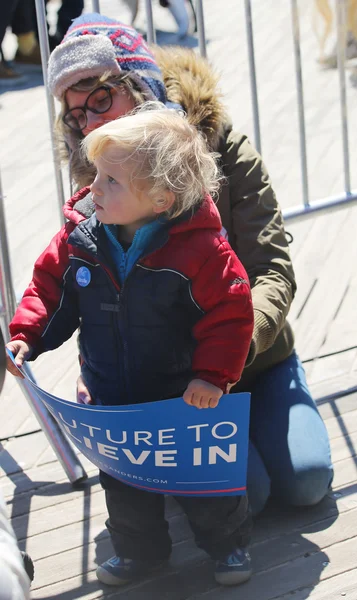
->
xmin=153 ymin=46 xmax=296 ymax=381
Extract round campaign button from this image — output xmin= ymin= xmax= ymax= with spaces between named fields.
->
xmin=76 ymin=266 xmax=91 ymax=287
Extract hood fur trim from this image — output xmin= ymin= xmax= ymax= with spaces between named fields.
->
xmin=152 ymin=46 xmax=228 ymax=150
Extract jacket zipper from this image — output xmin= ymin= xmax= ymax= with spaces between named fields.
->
xmin=91 ymin=261 xmax=129 ymax=403
xmin=71 ymin=227 xmax=170 ymax=404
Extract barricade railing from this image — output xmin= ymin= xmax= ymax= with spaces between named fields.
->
xmin=284 ymin=0 xmax=357 ymax=222
xmin=0 ymin=0 xmax=87 ymax=484
xmin=243 ymin=0 xmax=357 ymax=223
xmin=1 ymin=0 xmax=356 ymax=483
xmin=0 ymin=167 xmax=87 ymax=484
xmin=36 ymin=0 xmax=355 ymax=223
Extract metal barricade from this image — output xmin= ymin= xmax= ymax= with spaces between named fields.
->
xmin=37 ymin=0 xmax=356 ymax=222
xmin=0 ymin=168 xmax=87 ymax=484
xmin=243 ymin=0 xmax=356 ymax=223
xmin=0 ymin=0 xmax=88 ymax=484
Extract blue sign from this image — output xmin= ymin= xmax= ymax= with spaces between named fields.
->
xmin=7 ymin=352 xmax=250 ymax=496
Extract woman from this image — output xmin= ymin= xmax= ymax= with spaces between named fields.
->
xmin=48 ymin=13 xmax=333 ymax=517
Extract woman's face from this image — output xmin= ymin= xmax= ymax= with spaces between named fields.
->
xmin=65 ymin=84 xmax=136 ymax=136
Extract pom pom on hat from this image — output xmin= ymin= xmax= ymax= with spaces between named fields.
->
xmin=48 ymin=13 xmax=167 ymax=104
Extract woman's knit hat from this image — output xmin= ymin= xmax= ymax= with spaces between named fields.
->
xmin=48 ymin=13 xmax=167 ymax=103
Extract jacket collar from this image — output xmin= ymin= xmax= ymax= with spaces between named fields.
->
xmin=63 ymin=186 xmax=93 ymax=224
xmin=65 ymin=191 xmax=222 ymax=257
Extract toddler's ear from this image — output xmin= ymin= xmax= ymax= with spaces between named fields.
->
xmin=153 ymin=190 xmax=175 ymax=214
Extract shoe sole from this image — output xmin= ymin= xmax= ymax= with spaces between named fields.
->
xmin=96 ymin=561 xmax=166 ymax=586
xmin=96 ymin=565 xmax=132 ymax=586
xmin=214 ymin=567 xmax=252 ymax=586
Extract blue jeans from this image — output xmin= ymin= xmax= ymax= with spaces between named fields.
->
xmin=244 ymin=352 xmax=334 ymax=516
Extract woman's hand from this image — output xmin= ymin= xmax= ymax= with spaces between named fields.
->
xmin=76 ymin=373 xmax=93 ymax=404
xmin=183 ymin=378 xmax=223 ymax=409
xmin=5 ymin=341 xmax=33 ymax=378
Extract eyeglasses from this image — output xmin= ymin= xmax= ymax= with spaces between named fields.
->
xmin=62 ymin=85 xmax=113 ymax=132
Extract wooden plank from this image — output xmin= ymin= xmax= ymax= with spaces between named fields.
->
xmin=315 ymin=392 xmax=357 ymax=420
xmin=331 ymin=429 xmax=357 ymax=464
xmin=311 ymin=377 xmax=357 ymax=403
xmin=292 ymin=207 xmax=357 ymax=361
xmin=317 ymin=272 xmax=357 ymax=356
xmin=287 ymin=220 xmax=314 ymax=263
xmin=331 ymin=482 xmax=357 ymax=512
xmin=252 ymin=489 xmax=352 ymax=544
xmin=23 ymin=511 xmax=191 ymax=564
xmin=190 ymin=536 xmax=357 ymax=600
xmin=6 ymin=477 xmax=180 ymax=524
xmin=6 ymin=473 xmax=101 ymax=519
xmin=0 ymin=432 xmax=52 ymax=475
xmin=29 ymin=524 xmax=357 ymax=598
xmin=21 ymin=481 xmax=357 ymax=596
xmin=288 ymin=209 xmax=350 ymax=323
xmin=12 ymin=486 xmax=107 ymax=542
xmin=0 ymin=453 xmax=95 ymax=498
xmin=331 ymin=455 xmax=357 ymax=489
xmin=20 ymin=478 xmax=357 ymax=593
xmin=323 ymin=408 xmax=357 ymax=440
xmin=7 ymin=464 xmax=354 ymax=555
xmin=307 ymin=349 xmax=357 ymax=386
xmin=22 ymin=512 xmax=109 ymax=562
xmin=0 ymin=380 xmax=36 ymax=438
xmin=276 ymin=568 xmax=357 ymax=599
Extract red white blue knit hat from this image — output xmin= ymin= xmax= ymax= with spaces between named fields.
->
xmin=48 ymin=13 xmax=167 ymax=104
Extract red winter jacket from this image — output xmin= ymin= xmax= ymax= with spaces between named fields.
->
xmin=10 ymin=189 xmax=254 ymax=405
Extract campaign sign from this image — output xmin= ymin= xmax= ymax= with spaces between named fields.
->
xmin=7 ymin=352 xmax=250 ymax=497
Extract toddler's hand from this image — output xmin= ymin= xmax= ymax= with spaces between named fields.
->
xmin=6 ymin=341 xmax=33 ymax=378
xmin=183 ymin=379 xmax=223 ymax=409
xmin=76 ymin=373 xmax=93 ymax=404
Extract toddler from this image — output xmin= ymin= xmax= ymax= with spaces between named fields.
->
xmin=7 ymin=103 xmax=254 ymax=587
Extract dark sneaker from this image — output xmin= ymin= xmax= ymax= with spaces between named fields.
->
xmin=96 ymin=555 xmax=165 ymax=586
xmin=214 ymin=548 xmax=252 ymax=586
xmin=21 ymin=551 xmax=34 ymax=582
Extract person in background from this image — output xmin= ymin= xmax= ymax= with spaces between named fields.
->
xmin=314 ymin=0 xmax=357 ymax=71
xmin=0 ymin=0 xmax=84 ymax=84
xmin=41 ymin=0 xmax=84 ymax=51
xmin=159 ymin=0 xmax=191 ymax=38
xmin=0 ymin=0 xmax=31 ymax=83
xmin=10 ymin=0 xmax=41 ymax=67
xmin=123 ymin=0 xmax=194 ymax=39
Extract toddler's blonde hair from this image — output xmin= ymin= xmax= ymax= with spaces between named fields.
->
xmin=81 ymin=102 xmax=221 ymax=219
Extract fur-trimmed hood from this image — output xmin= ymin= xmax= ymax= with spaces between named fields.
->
xmin=153 ymin=46 xmax=228 ymax=151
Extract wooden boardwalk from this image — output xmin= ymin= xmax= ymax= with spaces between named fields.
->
xmin=1 ymin=0 xmax=357 ymax=598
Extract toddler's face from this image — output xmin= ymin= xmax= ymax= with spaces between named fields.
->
xmin=90 ymin=152 xmax=156 ymax=240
